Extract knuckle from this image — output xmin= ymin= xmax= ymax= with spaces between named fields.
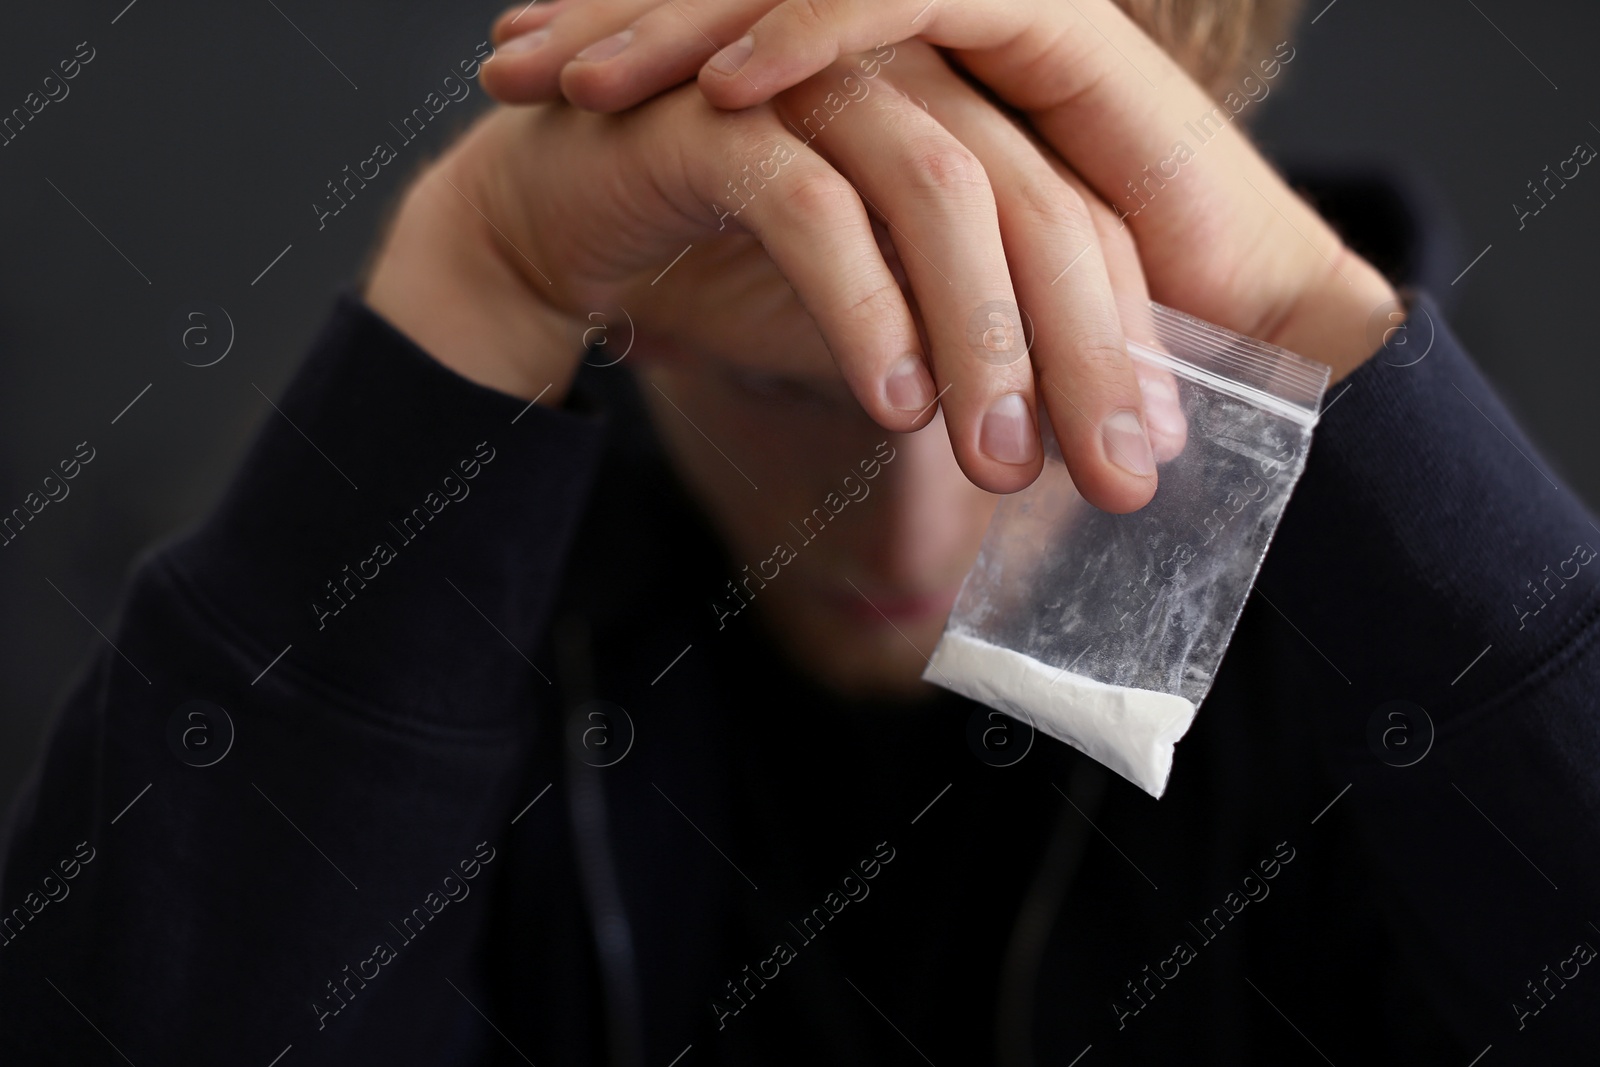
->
xmin=1014 ymin=177 xmax=1093 ymax=236
xmin=782 ymin=0 xmax=836 ymax=37
xmin=901 ymin=139 xmax=990 ymax=197
xmin=1062 ymin=329 xmax=1135 ymax=382
xmin=839 ymin=280 xmax=902 ymax=324
xmin=723 ymin=116 xmax=779 ymax=162
xmin=635 ymin=5 xmax=678 ymax=32
xmin=719 ymin=111 xmax=792 ymax=169
xmin=778 ymin=168 xmax=857 ymax=219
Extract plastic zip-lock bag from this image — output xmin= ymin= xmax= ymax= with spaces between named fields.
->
xmin=925 ymin=301 xmax=1331 ymax=798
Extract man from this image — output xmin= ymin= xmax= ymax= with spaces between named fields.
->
xmin=1 ymin=0 xmax=1596 ymax=1062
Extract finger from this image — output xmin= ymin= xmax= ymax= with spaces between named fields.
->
xmin=875 ymin=44 xmax=1157 ymax=510
xmin=641 ymin=94 xmax=938 ymax=436
xmin=775 ymin=57 xmax=1045 ymax=493
xmin=481 ymin=0 xmax=652 ymax=103
xmin=690 ymin=0 xmax=1344 ymax=344
xmin=690 ymin=0 xmax=1141 ymax=131
xmin=1128 ymin=344 xmax=1187 ymax=465
xmin=560 ymin=0 xmax=774 ymax=112
xmin=945 ymin=1 xmax=1330 ymax=337
xmin=693 ymin=0 xmax=975 ymax=110
xmin=1040 ymin=158 xmax=1187 ymax=464
xmin=491 ymin=1 xmax=568 ymax=45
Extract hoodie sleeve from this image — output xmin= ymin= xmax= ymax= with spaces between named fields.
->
xmin=0 ymin=292 xmax=606 ymax=1062
xmin=1256 ymin=293 xmax=1600 ymax=1052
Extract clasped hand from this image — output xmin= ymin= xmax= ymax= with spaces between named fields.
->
xmin=366 ymin=0 xmax=1395 ymax=512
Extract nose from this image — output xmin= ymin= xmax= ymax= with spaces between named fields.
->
xmin=854 ymin=409 xmax=996 ymax=592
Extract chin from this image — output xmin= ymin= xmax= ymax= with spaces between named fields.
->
xmin=757 ymin=589 xmax=951 ymax=704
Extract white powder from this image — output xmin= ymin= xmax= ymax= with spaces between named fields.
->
xmin=925 ymin=632 xmax=1198 ymax=798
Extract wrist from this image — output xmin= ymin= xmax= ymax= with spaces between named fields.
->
xmin=363 ymin=139 xmax=582 ymax=404
xmin=1264 ymin=244 xmax=1398 ymax=385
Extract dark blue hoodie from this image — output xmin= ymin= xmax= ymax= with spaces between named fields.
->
xmin=2 ymin=170 xmax=1597 ymax=1065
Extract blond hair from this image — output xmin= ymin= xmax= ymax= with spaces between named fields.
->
xmin=1116 ymin=0 xmax=1304 ymax=99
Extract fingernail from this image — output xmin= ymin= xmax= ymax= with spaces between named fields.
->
xmin=885 ymin=356 xmax=936 ymax=413
xmin=1102 ymin=409 xmax=1156 ymax=477
xmin=576 ymin=28 xmax=632 ymax=62
xmin=707 ymin=33 xmax=754 ymax=76
xmin=979 ymin=393 xmax=1037 ymax=465
xmin=498 ymin=28 xmax=551 ymax=56
xmin=1140 ymin=377 xmax=1184 ymax=438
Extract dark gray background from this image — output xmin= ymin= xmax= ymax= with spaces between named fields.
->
xmin=2 ymin=0 xmax=1596 ymax=813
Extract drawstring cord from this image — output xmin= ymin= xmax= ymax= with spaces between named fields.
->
xmin=996 ymin=758 xmax=1109 ymax=1067
xmin=554 ymin=598 xmax=1105 ymax=1067
xmin=557 ymin=614 xmax=646 ymax=1067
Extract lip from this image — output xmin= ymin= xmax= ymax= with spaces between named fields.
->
xmin=826 ymin=582 xmax=962 ymax=625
